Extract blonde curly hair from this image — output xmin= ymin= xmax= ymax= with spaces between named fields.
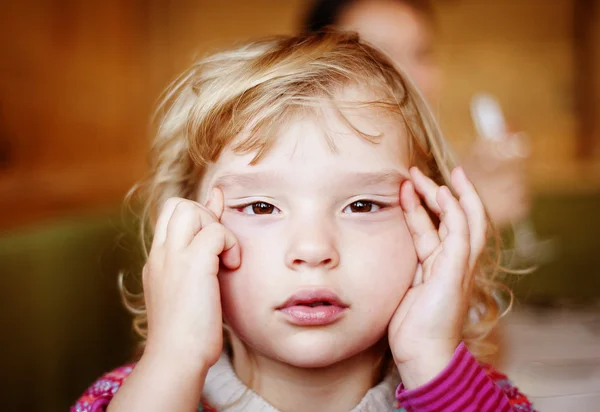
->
xmin=121 ymin=30 xmax=509 ymax=362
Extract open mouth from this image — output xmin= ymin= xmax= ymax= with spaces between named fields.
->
xmin=297 ymin=301 xmax=332 ymax=307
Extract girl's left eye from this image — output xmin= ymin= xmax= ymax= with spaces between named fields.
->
xmin=238 ymin=202 xmax=281 ymax=215
xmin=343 ymin=200 xmax=381 ymax=214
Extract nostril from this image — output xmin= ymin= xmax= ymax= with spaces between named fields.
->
xmin=292 ymin=258 xmax=333 ymax=267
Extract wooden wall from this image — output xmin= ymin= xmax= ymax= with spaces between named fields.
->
xmin=0 ymin=2 xmax=154 ymax=229
xmin=0 ymin=0 xmax=598 ymax=230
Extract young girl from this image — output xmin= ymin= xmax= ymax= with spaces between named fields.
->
xmin=72 ymin=32 xmax=534 ymax=411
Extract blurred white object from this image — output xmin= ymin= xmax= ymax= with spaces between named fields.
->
xmin=470 ymin=93 xmax=555 ymax=266
xmin=471 ymin=93 xmax=508 ymax=141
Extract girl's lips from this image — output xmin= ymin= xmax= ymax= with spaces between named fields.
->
xmin=278 ymin=304 xmax=347 ymax=326
xmin=276 ymin=289 xmax=349 ymax=326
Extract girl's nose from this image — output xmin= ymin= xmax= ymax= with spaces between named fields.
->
xmin=284 ymin=221 xmax=340 ymax=270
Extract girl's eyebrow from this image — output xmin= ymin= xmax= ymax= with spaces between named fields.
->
xmin=346 ymin=170 xmax=409 ymax=187
xmin=212 ymin=171 xmax=285 ymax=189
xmin=213 ymin=169 xmax=408 ymax=189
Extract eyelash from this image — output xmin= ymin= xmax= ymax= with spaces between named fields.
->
xmin=234 ymin=200 xmax=391 ymax=215
xmin=236 ymin=202 xmax=281 ymax=215
xmin=342 ymin=200 xmax=387 ymax=214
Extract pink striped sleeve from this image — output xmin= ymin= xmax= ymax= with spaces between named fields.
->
xmin=71 ymin=365 xmax=135 ymax=412
xmin=395 ymin=342 xmax=514 ymax=411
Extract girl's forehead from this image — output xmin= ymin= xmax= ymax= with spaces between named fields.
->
xmin=207 ymin=110 xmax=409 ymax=177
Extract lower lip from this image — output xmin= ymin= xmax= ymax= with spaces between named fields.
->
xmin=278 ymin=305 xmax=347 ymax=326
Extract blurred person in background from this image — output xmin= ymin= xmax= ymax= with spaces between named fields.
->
xmin=303 ymin=0 xmax=531 ymax=230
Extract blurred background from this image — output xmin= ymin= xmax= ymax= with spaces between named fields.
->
xmin=1 ymin=0 xmax=599 ymax=411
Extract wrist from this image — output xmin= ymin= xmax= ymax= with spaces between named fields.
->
xmin=108 ymin=343 xmax=211 ymax=410
xmin=396 ymin=347 xmax=457 ymax=390
xmin=142 ymin=342 xmax=212 ymax=380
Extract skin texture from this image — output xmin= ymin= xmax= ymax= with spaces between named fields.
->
xmin=108 ymin=96 xmax=487 ymax=412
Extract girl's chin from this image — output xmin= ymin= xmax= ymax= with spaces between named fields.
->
xmin=275 ymin=351 xmax=351 ymax=368
xmin=264 ymin=337 xmax=384 ymax=369
xmin=226 ymin=320 xmax=389 ymax=369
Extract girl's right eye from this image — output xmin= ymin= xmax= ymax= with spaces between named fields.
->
xmin=238 ymin=202 xmax=281 ymax=215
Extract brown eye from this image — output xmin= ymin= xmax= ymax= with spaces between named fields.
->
xmin=252 ymin=202 xmax=275 ymax=214
xmin=239 ymin=202 xmax=280 ymax=215
xmin=344 ymin=200 xmax=380 ymax=213
xmin=350 ymin=201 xmax=372 ymax=213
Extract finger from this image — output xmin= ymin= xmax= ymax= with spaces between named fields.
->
xmin=438 ymin=220 xmax=449 ymax=242
xmin=412 ymin=263 xmax=424 ymax=287
xmin=220 ymin=242 xmax=242 ymax=270
xmin=409 ymin=167 xmax=442 ymax=215
xmin=189 ymin=222 xmax=241 ymax=269
xmin=206 ymin=187 xmax=225 ymax=220
xmin=166 ymin=200 xmax=218 ymax=250
xmin=204 ymin=187 xmax=238 ymax=267
xmin=435 ymin=186 xmax=470 ymax=282
xmin=451 ymin=167 xmax=487 ymax=269
xmin=152 ymin=197 xmax=185 ymax=247
xmin=400 ymin=180 xmax=440 ymax=263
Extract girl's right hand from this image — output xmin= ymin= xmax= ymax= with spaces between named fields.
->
xmin=142 ymin=188 xmax=241 ymax=370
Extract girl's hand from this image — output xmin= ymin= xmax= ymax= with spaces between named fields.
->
xmin=388 ymin=167 xmax=487 ymax=390
xmin=142 ymin=188 xmax=241 ymax=370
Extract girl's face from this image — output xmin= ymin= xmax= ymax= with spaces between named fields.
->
xmin=199 ymin=99 xmax=418 ymax=368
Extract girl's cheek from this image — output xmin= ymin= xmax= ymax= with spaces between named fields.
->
xmin=341 ymin=210 xmax=411 ymax=241
xmin=221 ymin=212 xmax=281 ymax=240
xmin=220 ymin=213 xmax=284 ymax=265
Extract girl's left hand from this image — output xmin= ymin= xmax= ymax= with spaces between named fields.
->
xmin=388 ymin=167 xmax=487 ymax=390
